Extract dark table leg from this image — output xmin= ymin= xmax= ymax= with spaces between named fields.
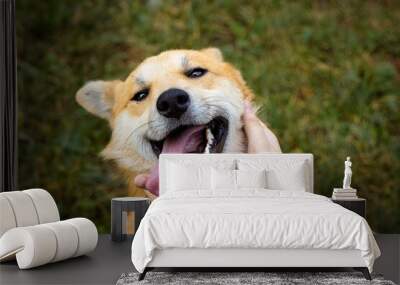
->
xmin=111 ymin=200 xmax=123 ymax=241
xmin=354 ymin=267 xmax=371 ymax=280
xmin=138 ymin=267 xmax=151 ymax=281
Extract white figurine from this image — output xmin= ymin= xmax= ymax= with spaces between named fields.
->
xmin=342 ymin=156 xmax=352 ymax=189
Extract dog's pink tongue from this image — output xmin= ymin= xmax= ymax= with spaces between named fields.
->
xmin=145 ymin=126 xmax=206 ymax=196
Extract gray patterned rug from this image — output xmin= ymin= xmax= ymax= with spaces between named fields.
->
xmin=116 ymin=272 xmax=395 ymax=285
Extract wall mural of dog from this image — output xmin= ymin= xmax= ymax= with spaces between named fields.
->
xmin=76 ymin=48 xmax=255 ymax=197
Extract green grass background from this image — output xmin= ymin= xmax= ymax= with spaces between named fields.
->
xmin=17 ymin=1 xmax=399 ymax=233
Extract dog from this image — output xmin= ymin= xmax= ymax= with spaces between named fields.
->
xmin=76 ymin=48 xmax=254 ymax=197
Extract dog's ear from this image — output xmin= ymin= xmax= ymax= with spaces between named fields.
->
xmin=201 ymin=47 xmax=223 ymax=61
xmin=76 ymin=80 xmax=121 ymax=120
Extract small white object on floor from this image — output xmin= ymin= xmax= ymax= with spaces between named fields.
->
xmin=0 ymin=189 xmax=98 ymax=269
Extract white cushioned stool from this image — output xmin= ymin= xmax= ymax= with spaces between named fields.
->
xmin=0 ymin=189 xmax=98 ymax=269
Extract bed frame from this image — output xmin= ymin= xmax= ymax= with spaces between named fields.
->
xmin=140 ymin=248 xmax=370 ymax=280
xmin=139 ymin=154 xmax=371 ymax=280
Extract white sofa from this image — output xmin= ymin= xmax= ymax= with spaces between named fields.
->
xmin=0 ymin=189 xmax=98 ymax=269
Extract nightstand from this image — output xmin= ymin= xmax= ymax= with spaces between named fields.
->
xmin=331 ymin=198 xmax=366 ymax=218
xmin=111 ymin=197 xmax=150 ymax=242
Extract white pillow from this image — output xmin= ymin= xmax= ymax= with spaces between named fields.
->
xmin=266 ymin=166 xmax=306 ymax=191
xmin=237 ymin=159 xmax=308 ymax=191
xmin=211 ymin=168 xmax=237 ymax=190
xmin=167 ymin=163 xmax=211 ymax=191
xmin=236 ymin=169 xmax=267 ymax=189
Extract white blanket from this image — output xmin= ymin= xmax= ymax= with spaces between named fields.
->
xmin=131 ymin=190 xmax=380 ymax=272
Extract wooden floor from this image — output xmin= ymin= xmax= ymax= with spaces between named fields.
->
xmin=0 ymin=234 xmax=398 ymax=285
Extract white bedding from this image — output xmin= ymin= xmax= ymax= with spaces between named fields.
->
xmin=131 ymin=190 xmax=380 ymax=273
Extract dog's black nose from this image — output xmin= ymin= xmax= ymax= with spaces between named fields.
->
xmin=156 ymin=88 xmax=190 ymax=119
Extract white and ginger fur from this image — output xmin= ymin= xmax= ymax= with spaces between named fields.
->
xmin=76 ymin=48 xmax=254 ymax=195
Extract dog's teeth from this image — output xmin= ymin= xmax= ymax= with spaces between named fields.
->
xmin=207 ymin=128 xmax=214 ymax=144
xmin=204 ymin=128 xmax=214 ymax=154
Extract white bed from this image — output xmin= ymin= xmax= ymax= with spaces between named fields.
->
xmin=131 ymin=154 xmax=380 ymax=280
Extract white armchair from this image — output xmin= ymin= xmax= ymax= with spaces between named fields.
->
xmin=0 ymin=189 xmax=98 ymax=269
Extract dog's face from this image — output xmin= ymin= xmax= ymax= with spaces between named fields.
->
xmin=76 ymin=48 xmax=253 ymax=177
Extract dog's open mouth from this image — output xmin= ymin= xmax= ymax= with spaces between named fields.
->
xmin=149 ymin=116 xmax=229 ymax=157
xmin=144 ymin=116 xmax=229 ymax=196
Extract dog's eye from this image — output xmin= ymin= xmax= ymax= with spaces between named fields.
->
xmin=185 ymin=67 xmax=208 ymax=78
xmin=132 ymin=89 xmax=149 ymax=102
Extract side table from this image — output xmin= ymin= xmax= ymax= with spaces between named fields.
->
xmin=111 ymin=197 xmax=150 ymax=242
xmin=331 ymin=197 xmax=366 ymax=218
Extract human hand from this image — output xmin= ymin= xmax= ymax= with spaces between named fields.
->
xmin=134 ymin=174 xmax=157 ymax=200
xmin=242 ymin=100 xmax=282 ymax=153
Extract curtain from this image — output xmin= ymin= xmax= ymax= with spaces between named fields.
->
xmin=0 ymin=0 xmax=17 ymax=192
